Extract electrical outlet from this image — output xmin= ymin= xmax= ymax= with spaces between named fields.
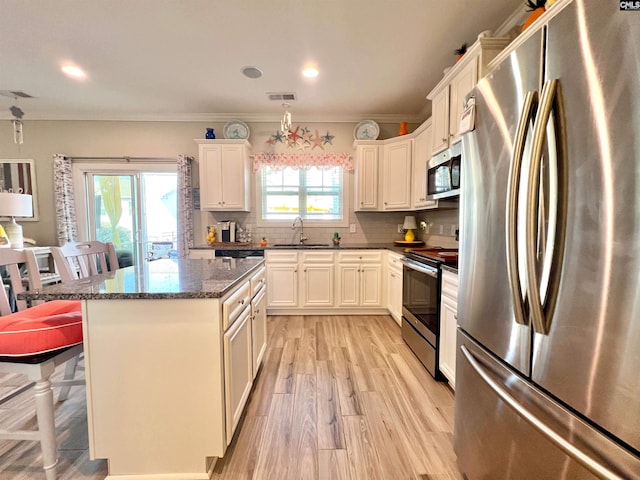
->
xmin=398 ymin=224 xmax=403 ymax=233
xmin=350 ymin=223 xmax=356 ymax=233
xmin=450 ymin=225 xmax=456 ymax=236
xmin=439 ymin=225 xmax=444 ymax=234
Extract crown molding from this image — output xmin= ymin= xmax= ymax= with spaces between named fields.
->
xmin=0 ymin=111 xmax=426 ymax=124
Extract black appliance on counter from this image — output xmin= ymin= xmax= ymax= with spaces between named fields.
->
xmin=400 ymin=248 xmax=457 ymax=380
xmin=214 ymin=249 xmax=264 ymax=259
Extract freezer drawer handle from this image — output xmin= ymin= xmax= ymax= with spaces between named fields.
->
xmin=461 ymin=345 xmax=624 ymax=480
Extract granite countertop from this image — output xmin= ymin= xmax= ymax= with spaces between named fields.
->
xmin=192 ymin=242 xmax=411 ymax=253
xmin=19 ymin=258 xmax=265 ymax=301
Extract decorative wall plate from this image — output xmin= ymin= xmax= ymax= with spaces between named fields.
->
xmin=223 ymin=120 xmax=250 ymax=139
xmin=354 ymin=120 xmax=380 ymax=140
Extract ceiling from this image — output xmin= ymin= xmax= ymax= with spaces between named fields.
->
xmin=0 ymin=0 xmax=524 ymax=123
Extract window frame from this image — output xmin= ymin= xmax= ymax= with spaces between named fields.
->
xmin=256 ymin=165 xmax=350 ymax=228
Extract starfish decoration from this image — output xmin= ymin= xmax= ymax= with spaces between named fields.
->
xmin=322 ymin=131 xmax=335 ymax=145
xmin=266 ymin=136 xmax=276 ymax=145
xmin=301 ymin=128 xmax=313 ymax=145
xmin=288 ymin=126 xmax=301 ymax=143
xmin=312 ymin=130 xmax=325 ymax=150
xmin=273 ymin=131 xmax=286 ymax=143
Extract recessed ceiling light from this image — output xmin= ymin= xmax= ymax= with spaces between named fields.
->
xmin=61 ymin=64 xmax=87 ymax=79
xmin=302 ymin=67 xmax=319 ymax=78
xmin=241 ymin=66 xmax=263 ymax=79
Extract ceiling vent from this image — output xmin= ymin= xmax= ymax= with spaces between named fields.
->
xmin=267 ymin=92 xmax=296 ymax=101
xmin=0 ymin=90 xmax=34 ymax=99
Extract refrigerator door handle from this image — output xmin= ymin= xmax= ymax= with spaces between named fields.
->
xmin=460 ymin=345 xmax=625 ymax=480
xmin=506 ymin=90 xmax=538 ymax=326
xmin=526 ymin=79 xmax=567 ymax=335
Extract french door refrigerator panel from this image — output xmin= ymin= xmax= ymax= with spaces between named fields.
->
xmin=456 ymin=1 xmax=640 ymax=479
xmin=458 ymin=27 xmax=543 ymax=376
xmin=530 ymin=1 xmax=640 ymax=454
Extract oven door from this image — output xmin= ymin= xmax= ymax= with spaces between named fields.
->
xmin=400 ymin=257 xmax=439 ymax=345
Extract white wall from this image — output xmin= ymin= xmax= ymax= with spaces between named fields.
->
xmin=0 ymin=119 xmax=430 ymax=246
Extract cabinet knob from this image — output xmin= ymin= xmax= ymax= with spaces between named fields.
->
xmin=442 ymin=137 xmax=447 ymax=143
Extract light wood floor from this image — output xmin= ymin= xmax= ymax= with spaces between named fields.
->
xmin=0 ymin=315 xmax=462 ymax=480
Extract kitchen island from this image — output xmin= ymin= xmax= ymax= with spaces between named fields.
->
xmin=21 ymin=257 xmax=267 ymax=480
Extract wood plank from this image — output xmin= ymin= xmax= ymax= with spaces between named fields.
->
xmin=342 ymin=415 xmax=384 ymax=480
xmin=316 ymin=360 xmax=344 ymax=449
xmin=318 ymin=449 xmax=352 ymax=480
xmin=252 ymin=393 xmax=294 ymax=479
xmin=287 ymin=374 xmax=318 ymax=480
xmin=211 ymin=415 xmax=267 ymax=479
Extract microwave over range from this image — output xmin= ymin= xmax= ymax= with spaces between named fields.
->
xmin=427 ymin=141 xmax=461 ymax=200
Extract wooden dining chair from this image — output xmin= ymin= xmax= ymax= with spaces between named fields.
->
xmin=51 ymin=240 xmax=120 ymax=283
xmin=0 ymin=248 xmax=84 ymax=480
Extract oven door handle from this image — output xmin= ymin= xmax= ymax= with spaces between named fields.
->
xmin=400 ymin=257 xmax=438 ymax=278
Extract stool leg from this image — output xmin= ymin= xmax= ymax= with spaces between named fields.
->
xmin=58 ymin=355 xmax=79 ymax=401
xmin=32 ymin=370 xmax=59 ymax=480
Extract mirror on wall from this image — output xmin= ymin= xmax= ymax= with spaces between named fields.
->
xmin=0 ymin=159 xmax=39 ymax=221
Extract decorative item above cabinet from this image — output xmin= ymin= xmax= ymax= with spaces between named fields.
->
xmin=427 ymin=33 xmax=512 ymax=155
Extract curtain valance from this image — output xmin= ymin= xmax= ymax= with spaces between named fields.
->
xmin=252 ymin=152 xmax=353 ymax=173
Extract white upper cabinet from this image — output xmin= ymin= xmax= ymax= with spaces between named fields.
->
xmin=427 ymin=35 xmax=511 ymax=155
xmin=196 ymin=139 xmax=250 ymax=211
xmin=354 ymin=142 xmax=380 ymax=211
xmin=382 ymin=138 xmax=413 ymax=211
xmin=412 ymin=120 xmax=437 ymax=210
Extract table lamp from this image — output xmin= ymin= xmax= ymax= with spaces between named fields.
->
xmin=0 ymin=191 xmax=33 ymax=248
xmin=403 ymin=215 xmax=417 ymax=242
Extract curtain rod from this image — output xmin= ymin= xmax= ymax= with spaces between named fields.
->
xmin=65 ymin=156 xmax=176 ymax=163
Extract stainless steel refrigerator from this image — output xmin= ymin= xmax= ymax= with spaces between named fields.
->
xmin=456 ymin=1 xmax=640 ymax=478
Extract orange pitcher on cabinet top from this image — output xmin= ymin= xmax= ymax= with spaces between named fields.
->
xmin=398 ymin=121 xmax=408 ymax=136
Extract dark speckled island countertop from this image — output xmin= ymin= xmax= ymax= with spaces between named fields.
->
xmin=19 ymin=257 xmax=265 ymax=301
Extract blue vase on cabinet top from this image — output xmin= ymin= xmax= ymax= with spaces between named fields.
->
xmin=205 ymin=128 xmax=215 ymax=139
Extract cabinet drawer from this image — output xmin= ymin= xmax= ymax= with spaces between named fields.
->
xmin=250 ymin=267 xmax=266 ymax=298
xmin=265 ymin=251 xmax=299 ymax=263
xmin=301 ymin=251 xmax=334 ymax=263
xmin=337 ymin=250 xmax=383 ymax=263
xmin=387 ymin=252 xmax=403 ymax=273
xmin=223 ymin=281 xmax=251 ymax=330
xmin=441 ymin=270 xmax=459 ymax=300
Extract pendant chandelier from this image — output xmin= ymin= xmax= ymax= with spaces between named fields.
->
xmin=10 ymin=105 xmax=24 ymax=145
xmin=280 ymin=103 xmax=292 ymax=135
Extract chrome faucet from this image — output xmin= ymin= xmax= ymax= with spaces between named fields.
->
xmin=292 ymin=216 xmax=308 ymax=244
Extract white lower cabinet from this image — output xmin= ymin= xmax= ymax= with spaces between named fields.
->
xmin=266 ymin=249 xmax=386 ymax=314
xmin=266 ymin=251 xmax=299 ymax=308
xmin=223 ymin=305 xmax=253 ymax=444
xmin=387 ymin=251 xmax=403 ymax=325
xmin=250 ymin=269 xmax=267 ymax=378
xmin=300 ymin=251 xmax=335 ymax=307
xmin=188 ymin=249 xmax=216 ymax=259
xmin=336 ymin=251 xmax=383 ymax=308
xmin=439 ymin=269 xmax=459 ymax=389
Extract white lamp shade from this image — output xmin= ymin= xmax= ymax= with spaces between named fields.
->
xmin=0 ymin=192 xmax=33 ymax=217
xmin=402 ymin=215 xmax=417 ymax=230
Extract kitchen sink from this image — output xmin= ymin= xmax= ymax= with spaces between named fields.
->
xmin=272 ymin=243 xmax=331 ymax=247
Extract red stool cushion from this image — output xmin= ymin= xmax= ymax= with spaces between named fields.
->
xmin=0 ymin=300 xmax=83 ymax=357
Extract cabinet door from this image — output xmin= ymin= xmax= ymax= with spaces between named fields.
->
xmin=360 ymin=263 xmax=383 ymax=307
xmin=266 ymin=264 xmax=298 ymax=307
xmin=199 ymin=145 xmax=223 ymax=209
xmin=412 ymin=123 xmax=438 ymax=210
xmin=301 ymin=263 xmax=335 ymax=307
xmin=224 ymin=306 xmax=253 ymax=444
xmin=354 ymin=144 xmax=380 ymax=211
xmin=387 ymin=267 xmax=403 ymax=325
xmin=448 ymin=58 xmax=478 ymax=143
xmin=382 ymin=139 xmax=412 ymax=210
xmin=218 ymin=144 xmax=249 ymax=211
xmin=251 ymin=288 xmax=267 ymax=376
xmin=439 ymin=294 xmax=458 ymax=389
xmin=337 ymin=264 xmax=360 ymax=307
xmin=431 ymin=87 xmax=450 ymax=155
xmin=188 ymin=249 xmax=216 ymax=259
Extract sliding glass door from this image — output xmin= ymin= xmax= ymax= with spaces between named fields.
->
xmin=74 ymin=163 xmax=177 ymax=266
